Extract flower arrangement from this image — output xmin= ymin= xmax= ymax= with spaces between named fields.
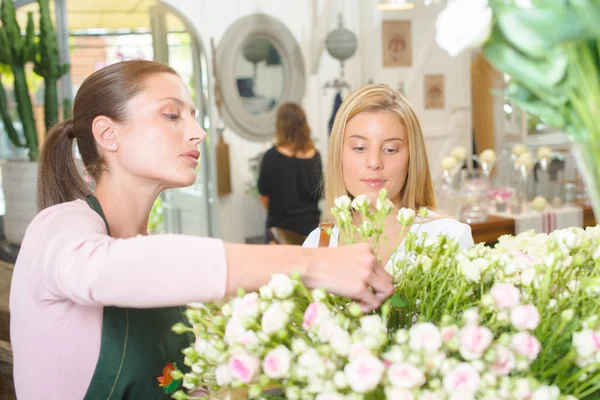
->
xmin=169 ymin=190 xmax=600 ymax=400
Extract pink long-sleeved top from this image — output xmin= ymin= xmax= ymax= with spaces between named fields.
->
xmin=9 ymin=199 xmax=228 ymax=399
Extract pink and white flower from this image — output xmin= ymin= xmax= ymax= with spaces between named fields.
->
xmin=349 ymin=342 xmax=373 ymax=362
xmin=215 ymin=364 xmax=232 ymax=386
xmin=303 ymin=301 xmax=331 ymax=330
xmin=459 ymin=325 xmax=493 ymax=360
xmin=238 ymin=330 xmax=259 ymax=347
xmin=228 ymin=351 xmax=260 ymax=384
xmin=489 ymin=345 xmax=515 ymax=376
xmin=443 ymin=362 xmax=480 ymax=395
xmin=409 ymin=323 xmax=442 ymax=352
xmin=330 ymin=326 xmax=352 ymax=356
xmin=232 ymin=292 xmax=260 ymax=318
xmin=385 ymin=388 xmax=414 ymax=400
xmin=490 ymin=283 xmax=521 ymax=310
xmin=387 ymin=363 xmax=426 ymax=389
xmin=510 ymin=304 xmax=540 ymax=331
xmin=511 ymin=332 xmax=541 ymax=360
xmin=268 ymin=273 xmax=295 ymax=299
xmin=315 ymin=392 xmax=346 ymax=400
xmin=263 ymin=345 xmax=292 ymax=379
xmin=224 ymin=316 xmax=246 ymax=344
xmin=441 ymin=325 xmax=459 ymax=343
xmin=344 ymin=356 xmax=385 ymax=393
xmin=572 ymin=329 xmax=600 ymax=358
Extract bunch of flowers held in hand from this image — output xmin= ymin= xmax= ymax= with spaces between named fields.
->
xmin=170 ymin=190 xmax=599 ymax=399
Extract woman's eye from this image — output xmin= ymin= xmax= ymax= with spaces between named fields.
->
xmin=353 ymin=146 xmax=366 ymax=152
xmin=165 ymin=114 xmax=180 ymax=121
xmin=384 ymin=148 xmax=399 ymax=154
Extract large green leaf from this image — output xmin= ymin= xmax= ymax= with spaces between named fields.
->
xmin=571 ymin=0 xmax=600 ymax=37
xmin=507 ymin=84 xmax=567 ymax=129
xmin=484 ymin=37 xmax=568 ymax=89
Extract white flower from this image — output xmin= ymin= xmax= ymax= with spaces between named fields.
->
xmin=261 ymin=302 xmax=289 ymax=334
xmin=318 ymin=319 xmax=337 ymax=342
xmin=291 ymin=338 xmax=308 ymax=354
xmin=450 ymin=145 xmax=468 ymax=162
xmin=344 ymin=356 xmax=385 ymax=393
xmin=334 ymin=195 xmax=351 ymax=210
xmin=385 ymin=388 xmax=415 ymax=400
xmin=215 ymin=364 xmax=232 ymax=386
xmin=331 ymin=326 xmax=352 ymax=356
xmin=302 ymin=301 xmax=331 ymax=330
xmin=572 ymin=329 xmax=600 ymax=358
xmin=489 ymin=345 xmax=515 ymax=376
xmin=517 ymin=152 xmax=534 ymax=168
xmin=387 ymin=363 xmax=426 ymax=389
xmin=263 ymin=345 xmax=292 ymax=379
xmin=259 ymin=285 xmax=274 ymax=301
xmin=511 ymin=332 xmax=541 ymax=360
xmin=435 ymin=0 xmax=492 ymax=56
xmin=418 ymin=390 xmax=444 ymax=400
xmin=510 ymin=305 xmax=540 ymax=331
xmin=349 ymin=342 xmax=373 ymax=361
xmin=531 ymin=196 xmax=547 ymax=211
xmin=462 ymin=308 xmax=480 ymax=325
xmin=532 ymin=385 xmax=560 ymax=400
xmin=459 ymin=325 xmax=493 ymax=360
xmin=513 ymin=378 xmax=533 ymax=400
xmin=351 ymin=194 xmax=370 ymax=210
xmin=297 ymin=349 xmax=325 ymax=377
xmin=409 ymin=323 xmax=442 ymax=352
xmin=479 ymin=149 xmax=496 ymax=164
xmin=397 ymin=207 xmax=416 ymax=226
xmin=315 ymin=393 xmax=346 ymax=400
xmin=333 ymin=371 xmax=347 ymax=389
xmin=443 ymin=362 xmax=480 ymax=394
xmin=520 ymin=268 xmax=536 ymax=286
xmin=232 ymin=292 xmax=260 ymax=318
xmin=238 ymin=330 xmax=259 ymax=347
xmin=228 ymin=351 xmax=260 ymax=384
xmin=441 ymin=325 xmax=459 ymax=343
xmin=490 ymin=283 xmax=521 ymax=310
xmin=512 ymin=143 xmax=528 ymax=156
xmin=360 ymin=315 xmax=386 ymax=335
xmin=224 ymin=316 xmax=246 ymax=344
xmin=441 ymin=156 xmax=458 ymax=171
xmin=376 ymin=198 xmax=394 ymax=214
xmin=268 ymin=273 xmax=295 ymax=299
xmin=459 ymin=259 xmax=484 ymax=283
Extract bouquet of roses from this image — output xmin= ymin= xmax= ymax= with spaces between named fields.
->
xmin=170 ymin=190 xmax=599 ymax=399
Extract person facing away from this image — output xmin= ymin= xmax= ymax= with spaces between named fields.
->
xmin=9 ymin=61 xmax=393 ymax=400
xmin=258 ymin=102 xmax=323 ymax=241
xmin=303 ymin=84 xmax=474 ymax=266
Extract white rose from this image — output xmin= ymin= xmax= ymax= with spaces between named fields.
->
xmin=376 ymin=198 xmax=394 ymax=214
xmin=443 ymin=362 xmax=480 ymax=394
xmin=397 ymin=207 xmax=416 ymax=226
xmin=510 ymin=304 xmax=540 ymax=331
xmin=351 ymin=194 xmax=370 ymax=210
xmin=385 ymin=388 xmax=415 ymax=400
xmin=441 ymin=156 xmax=458 ymax=171
xmin=268 ymin=273 xmax=295 ymax=299
xmin=261 ymin=302 xmax=289 ymax=334
xmin=572 ymin=329 xmax=600 ymax=358
xmin=334 ymin=195 xmax=351 ymax=210
xmin=215 ymin=364 xmax=232 ymax=386
xmin=435 ymin=0 xmax=492 ymax=56
xmin=263 ymin=345 xmax=292 ymax=379
xmin=224 ymin=316 xmax=246 ymax=344
xmin=315 ymin=393 xmax=346 ymax=400
xmin=459 ymin=259 xmax=482 ymax=283
xmin=409 ymin=323 xmax=442 ymax=352
xmin=344 ymin=356 xmax=385 ymax=393
xmin=232 ymin=292 xmax=260 ymax=318
xmin=450 ymin=145 xmax=468 ymax=162
xmin=536 ymin=146 xmax=552 ymax=160
xmin=512 ymin=143 xmax=527 ymax=156
xmin=291 ymin=338 xmax=309 ymax=354
xmin=517 ymin=152 xmax=534 ymax=168
xmin=387 ymin=363 xmax=426 ymax=389
xmin=479 ymin=149 xmax=496 ymax=164
xmin=360 ymin=315 xmax=386 ymax=336
xmin=259 ymin=285 xmax=273 ymax=301
xmin=520 ymin=268 xmax=536 ymax=286
xmin=318 ymin=319 xmax=337 ymax=343
xmin=532 ymin=385 xmax=560 ymax=400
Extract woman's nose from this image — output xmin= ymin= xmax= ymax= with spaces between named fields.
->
xmin=367 ymin=149 xmax=383 ymax=170
xmin=187 ymin=123 xmax=207 ymax=145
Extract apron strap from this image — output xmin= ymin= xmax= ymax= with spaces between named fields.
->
xmin=86 ymin=195 xmax=111 ymax=235
xmin=318 ymin=222 xmax=332 ymax=248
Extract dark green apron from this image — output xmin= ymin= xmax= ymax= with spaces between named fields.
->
xmin=83 ymin=195 xmax=192 ymax=400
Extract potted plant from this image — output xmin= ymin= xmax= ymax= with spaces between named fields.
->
xmin=0 ymin=0 xmax=69 ymax=244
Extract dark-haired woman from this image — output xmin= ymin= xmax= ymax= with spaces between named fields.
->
xmin=10 ymin=61 xmax=392 ymax=399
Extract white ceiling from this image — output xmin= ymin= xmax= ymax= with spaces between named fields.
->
xmin=12 ymin=0 xmax=184 ymax=31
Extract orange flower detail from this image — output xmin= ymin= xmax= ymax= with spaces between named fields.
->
xmin=157 ymin=362 xmax=175 ymax=388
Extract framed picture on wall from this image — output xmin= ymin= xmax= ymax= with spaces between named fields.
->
xmin=424 ymin=74 xmax=445 ymax=109
xmin=382 ymin=20 xmax=412 ymax=67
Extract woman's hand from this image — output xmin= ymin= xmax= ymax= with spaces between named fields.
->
xmin=302 ymin=243 xmax=394 ymax=312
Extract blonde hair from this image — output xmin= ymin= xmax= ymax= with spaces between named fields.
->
xmin=324 ymin=84 xmax=436 ymax=216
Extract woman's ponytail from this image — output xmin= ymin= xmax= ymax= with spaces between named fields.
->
xmin=37 ymin=119 xmax=90 ymax=210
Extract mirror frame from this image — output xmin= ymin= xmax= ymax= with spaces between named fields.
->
xmin=217 ymin=13 xmax=305 ymax=141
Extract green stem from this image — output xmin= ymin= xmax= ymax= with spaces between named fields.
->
xmin=11 ymin=65 xmax=38 ymax=160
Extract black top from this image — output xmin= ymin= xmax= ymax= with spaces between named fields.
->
xmin=258 ymin=146 xmax=323 ymax=236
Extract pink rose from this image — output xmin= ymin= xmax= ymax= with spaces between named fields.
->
xmin=441 ymin=325 xmax=459 ymax=343
xmin=572 ymin=329 xmax=600 ymax=358
xmin=409 ymin=323 xmax=442 ymax=352
xmin=349 ymin=342 xmax=373 ymax=362
xmin=344 ymin=356 xmax=385 ymax=393
xmin=303 ymin=301 xmax=330 ymax=330
xmin=238 ymin=330 xmax=259 ymax=346
xmin=233 ymin=292 xmax=260 ymax=318
xmin=510 ymin=305 xmax=540 ymax=331
xmin=443 ymin=362 xmax=480 ymax=394
xmin=387 ymin=363 xmax=426 ymax=389
xmin=262 ymin=345 xmax=292 ymax=379
xmin=511 ymin=332 xmax=541 ymax=360
xmin=228 ymin=352 xmax=260 ymax=384
xmin=459 ymin=325 xmax=493 ymax=360
xmin=490 ymin=283 xmax=521 ymax=309
xmin=489 ymin=345 xmax=515 ymax=376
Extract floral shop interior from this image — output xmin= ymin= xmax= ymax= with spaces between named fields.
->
xmin=0 ymin=0 xmax=599 ymax=399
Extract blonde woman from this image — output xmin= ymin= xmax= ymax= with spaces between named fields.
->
xmin=303 ymin=84 xmax=473 ymax=265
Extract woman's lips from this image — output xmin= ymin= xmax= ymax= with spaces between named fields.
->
xmin=362 ymin=179 xmax=386 ymax=188
xmin=181 ymin=150 xmax=200 ymax=165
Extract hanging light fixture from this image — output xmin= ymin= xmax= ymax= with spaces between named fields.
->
xmin=376 ymin=0 xmax=415 ymax=10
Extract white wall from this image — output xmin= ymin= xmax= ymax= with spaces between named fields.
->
xmin=161 ymin=0 xmax=473 ymax=243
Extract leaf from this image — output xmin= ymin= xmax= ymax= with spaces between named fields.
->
xmin=390 ymin=293 xmax=408 ymax=308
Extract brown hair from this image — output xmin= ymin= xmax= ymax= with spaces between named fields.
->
xmin=325 ymin=84 xmax=436 ymax=215
xmin=274 ymin=102 xmax=314 ymax=156
xmin=37 ymin=60 xmax=178 ymax=210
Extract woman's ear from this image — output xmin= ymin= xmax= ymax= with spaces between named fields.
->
xmin=92 ymin=116 xmax=119 ymax=152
